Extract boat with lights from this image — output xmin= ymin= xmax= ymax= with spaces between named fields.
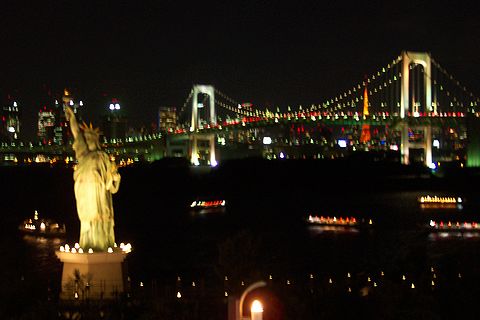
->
xmin=428 ymin=219 xmax=480 ymax=231
xmin=307 ymin=215 xmax=361 ymax=226
xmin=307 ymin=215 xmax=373 ymax=233
xmin=190 ymin=199 xmax=226 ymax=214
xmin=19 ymin=210 xmax=66 ymax=237
xmin=427 ymin=219 xmax=480 ymax=239
xmin=418 ymin=195 xmax=463 ymax=210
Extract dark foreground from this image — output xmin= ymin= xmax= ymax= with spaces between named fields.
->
xmin=1 ymin=157 xmax=480 ymax=319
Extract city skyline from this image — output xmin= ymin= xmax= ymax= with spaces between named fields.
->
xmin=1 ymin=2 xmax=480 ymax=140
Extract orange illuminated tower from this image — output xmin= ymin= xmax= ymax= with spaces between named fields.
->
xmin=359 ymin=82 xmax=371 ymax=143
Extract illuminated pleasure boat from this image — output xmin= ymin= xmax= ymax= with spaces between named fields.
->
xmin=306 ymin=215 xmax=373 ymax=234
xmin=308 ymin=215 xmax=359 ymax=226
xmin=418 ymin=195 xmax=463 ymax=209
xmin=428 ymin=219 xmax=480 ymax=231
xmin=428 ymin=219 xmax=480 ymax=239
xmin=190 ymin=199 xmax=227 ymax=214
xmin=19 ymin=210 xmax=66 ymax=237
xmin=307 ymin=215 xmax=373 ymax=233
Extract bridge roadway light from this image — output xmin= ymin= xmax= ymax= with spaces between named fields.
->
xmin=338 ymin=139 xmax=347 ymax=148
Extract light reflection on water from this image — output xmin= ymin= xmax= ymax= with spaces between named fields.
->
xmin=308 ymin=225 xmax=360 ymax=235
xmin=428 ymin=231 xmax=480 ymax=241
xmin=22 ymin=235 xmax=63 ymax=275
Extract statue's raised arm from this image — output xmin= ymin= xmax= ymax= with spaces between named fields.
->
xmin=65 ymin=106 xmax=80 ymax=139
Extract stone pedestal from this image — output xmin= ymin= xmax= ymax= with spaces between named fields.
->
xmin=56 ymin=250 xmax=129 ymax=300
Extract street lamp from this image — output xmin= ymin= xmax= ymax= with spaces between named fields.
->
xmin=251 ymin=300 xmax=263 ymax=320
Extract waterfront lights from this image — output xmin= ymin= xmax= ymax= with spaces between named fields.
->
xmin=390 ymin=144 xmax=399 ymax=151
xmin=24 ymin=224 xmax=36 ymax=230
xmin=191 ymin=154 xmax=200 ymax=166
xmin=251 ymin=300 xmax=264 ymax=320
xmin=338 ymin=139 xmax=347 ymax=148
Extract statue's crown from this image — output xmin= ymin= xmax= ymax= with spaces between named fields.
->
xmin=80 ymin=122 xmax=100 ymax=136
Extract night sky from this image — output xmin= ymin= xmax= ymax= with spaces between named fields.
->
xmin=1 ymin=1 xmax=479 ymax=140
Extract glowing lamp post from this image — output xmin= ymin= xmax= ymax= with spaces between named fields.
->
xmin=251 ymin=300 xmax=263 ymax=320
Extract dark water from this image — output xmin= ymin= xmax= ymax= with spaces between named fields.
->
xmin=2 ymin=159 xmax=480 ymax=319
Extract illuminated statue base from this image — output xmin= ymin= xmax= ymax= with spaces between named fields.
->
xmin=56 ymin=249 xmax=129 ymax=300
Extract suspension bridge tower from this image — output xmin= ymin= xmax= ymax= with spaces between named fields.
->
xmin=400 ymin=51 xmax=433 ymax=167
xmin=359 ymin=80 xmax=371 ymax=143
xmin=190 ymin=84 xmax=217 ymax=166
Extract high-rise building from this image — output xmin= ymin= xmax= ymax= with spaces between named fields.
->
xmin=158 ymin=107 xmax=177 ymax=132
xmin=102 ymin=98 xmax=127 ymax=142
xmin=38 ymin=106 xmax=56 ymax=144
xmin=1 ymin=98 xmax=21 ymax=141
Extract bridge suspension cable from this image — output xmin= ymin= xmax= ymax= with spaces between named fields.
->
xmin=214 ymin=88 xmax=266 ymax=118
xmin=431 ymin=58 xmax=480 ymax=110
xmin=310 ymin=53 xmax=479 ymax=116
xmin=316 ymin=55 xmax=402 ymax=114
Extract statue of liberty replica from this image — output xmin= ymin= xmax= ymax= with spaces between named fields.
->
xmin=65 ymin=105 xmax=121 ymax=251
xmin=56 ymin=104 xmax=130 ymax=301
